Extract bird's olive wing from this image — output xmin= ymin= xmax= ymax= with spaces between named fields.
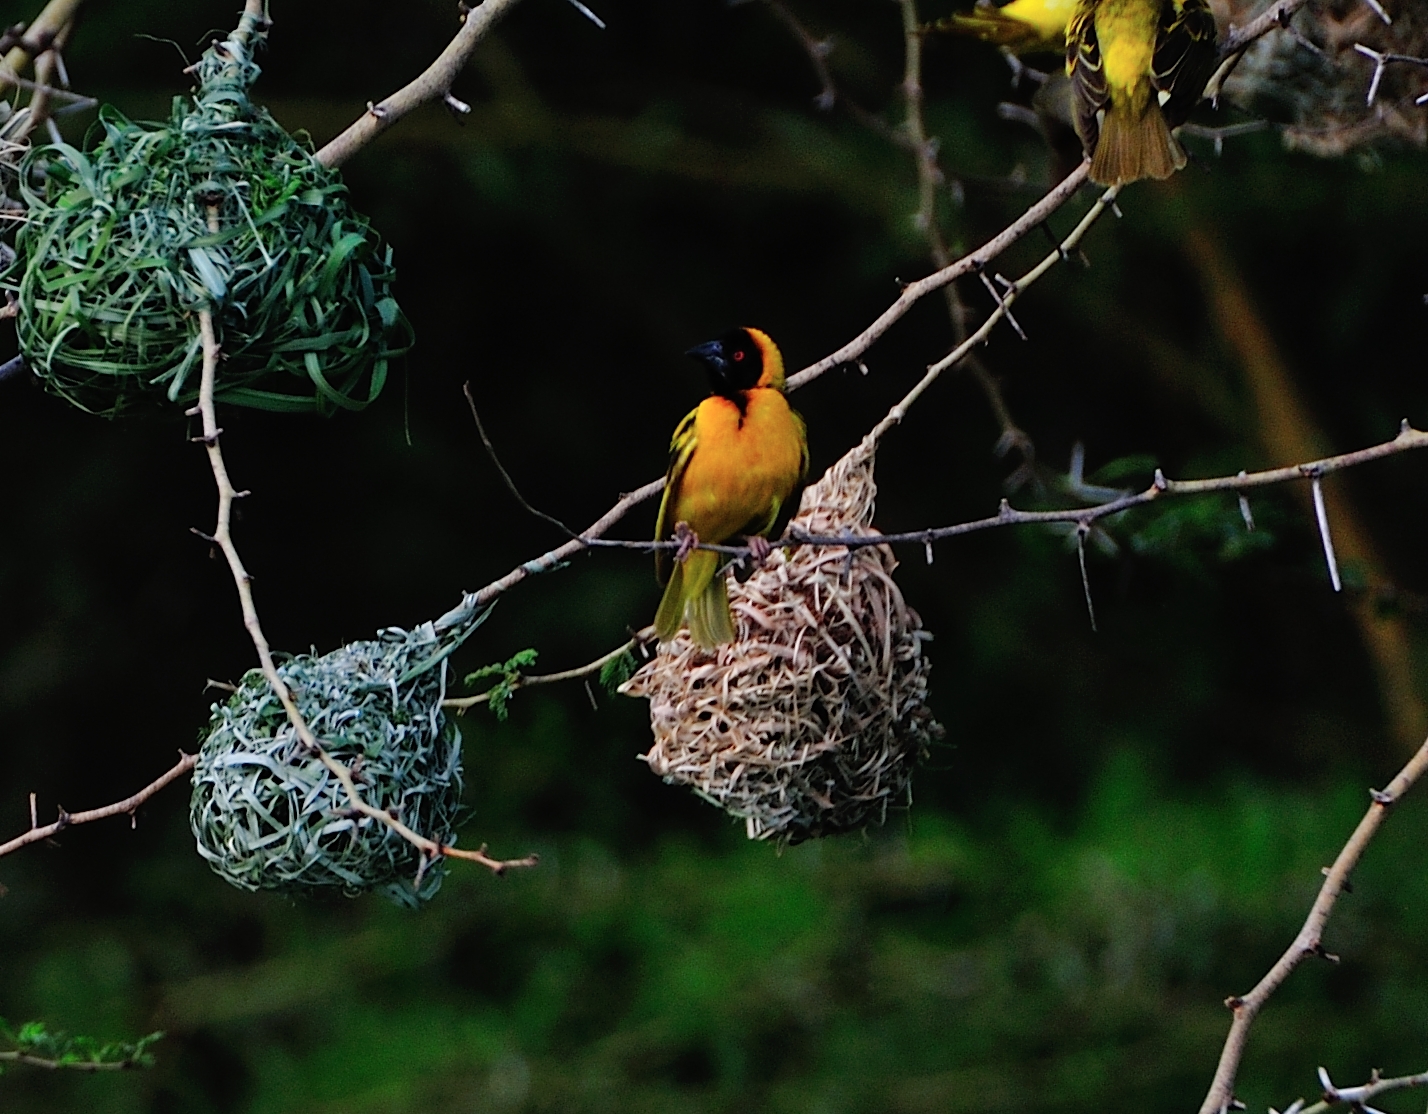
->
xmin=1153 ymin=0 xmax=1218 ymax=126
xmin=654 ymin=406 xmax=699 ymax=585
xmin=1065 ymin=0 xmax=1106 ymax=154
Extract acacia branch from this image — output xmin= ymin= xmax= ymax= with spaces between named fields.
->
xmin=192 ymin=308 xmax=534 ymax=877
xmin=314 ymin=0 xmax=526 ymax=169
xmin=572 ymin=423 xmax=1428 ymax=557
xmin=1205 ymin=0 xmax=1314 ymax=102
xmin=1198 ymin=723 xmax=1428 ymax=1114
xmin=0 ymin=752 xmax=197 ymax=861
xmin=785 ymin=159 xmax=1089 ymax=390
xmin=1280 ymin=1066 xmax=1428 ymax=1114
xmin=189 ymin=104 xmax=533 ymax=882
xmin=444 ymin=632 xmax=649 ymax=712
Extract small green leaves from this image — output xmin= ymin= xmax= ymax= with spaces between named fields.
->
xmin=599 ymin=647 xmax=639 ymax=693
xmin=464 ymin=649 xmax=539 ymax=722
xmin=0 ymin=1017 xmax=164 ymax=1072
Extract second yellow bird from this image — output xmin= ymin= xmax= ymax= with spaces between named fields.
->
xmin=654 ymin=328 xmax=808 ymax=649
xmin=1066 ymin=0 xmax=1217 ymax=185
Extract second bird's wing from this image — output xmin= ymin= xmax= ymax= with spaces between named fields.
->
xmin=1064 ymin=0 xmax=1107 ymax=153
xmin=1152 ymin=0 xmax=1218 ymax=127
xmin=654 ymin=405 xmax=700 ymax=586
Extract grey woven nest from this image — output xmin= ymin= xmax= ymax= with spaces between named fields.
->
xmin=190 ymin=602 xmax=486 ymax=908
xmin=3 ymin=21 xmax=409 ymax=416
xmin=622 ymin=442 xmax=943 ymax=844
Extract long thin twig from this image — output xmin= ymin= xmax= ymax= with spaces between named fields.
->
xmin=0 ymin=753 xmax=197 ymax=861
xmin=896 ymin=0 xmax=1036 ymax=473
xmin=187 ymin=12 xmax=534 ymax=881
xmin=314 ymin=0 xmax=527 ymax=169
xmin=444 ymin=633 xmax=647 ymax=712
xmin=193 ymin=307 xmax=534 ymax=876
xmin=572 ymin=423 xmax=1428 ymax=556
xmin=1198 ymin=726 xmax=1428 ymax=1114
xmin=786 ymin=159 xmax=1089 ymax=390
xmin=0 ymin=1049 xmax=144 ymax=1072
xmin=463 ymin=381 xmax=578 ymax=539
xmin=460 ymin=167 xmax=1099 ymax=607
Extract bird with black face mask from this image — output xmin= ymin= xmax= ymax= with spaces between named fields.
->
xmin=653 ymin=327 xmax=809 ymax=648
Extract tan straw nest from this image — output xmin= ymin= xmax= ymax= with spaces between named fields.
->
xmin=621 ymin=441 xmax=942 ymax=844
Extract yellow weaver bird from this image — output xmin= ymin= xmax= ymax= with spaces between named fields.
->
xmin=1065 ymin=0 xmax=1217 ymax=185
xmin=654 ymin=327 xmax=809 ymax=648
xmin=924 ymin=0 xmax=1078 ymax=55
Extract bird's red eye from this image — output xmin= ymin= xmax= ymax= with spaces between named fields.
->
xmin=733 ymin=350 xmax=745 ymax=361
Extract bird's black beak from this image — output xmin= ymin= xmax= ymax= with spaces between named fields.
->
xmin=685 ymin=338 xmax=730 ymax=393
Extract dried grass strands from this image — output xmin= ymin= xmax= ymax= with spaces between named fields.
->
xmin=623 ymin=440 xmax=942 ymax=844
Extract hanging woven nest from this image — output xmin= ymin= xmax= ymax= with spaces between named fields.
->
xmin=1212 ymin=0 xmax=1428 ymax=154
xmin=621 ymin=441 xmax=943 ymax=844
xmin=189 ymin=598 xmax=488 ymax=908
xmin=3 ymin=22 xmax=410 ymax=416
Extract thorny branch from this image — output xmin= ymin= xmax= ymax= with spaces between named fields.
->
xmin=457 ymin=163 xmax=1099 ymax=613
xmin=575 ymin=423 xmax=1428 ymax=557
xmin=1197 ymin=724 xmax=1428 ymax=1114
xmin=186 ymin=15 xmax=534 ymax=881
xmin=0 ymin=753 xmax=197 ymax=861
xmin=314 ymin=0 xmax=527 ymax=169
xmin=896 ymin=0 xmax=1035 ymax=475
xmin=193 ymin=306 xmax=535 ymax=878
xmin=786 ymin=160 xmax=1090 ymax=390
xmin=1273 ymin=1066 xmax=1428 ymax=1114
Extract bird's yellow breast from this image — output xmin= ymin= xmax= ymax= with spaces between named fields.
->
xmin=1095 ymin=0 xmax=1158 ymax=103
xmin=673 ymin=389 xmax=804 ymax=544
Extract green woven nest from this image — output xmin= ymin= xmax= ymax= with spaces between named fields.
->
xmin=190 ymin=601 xmax=488 ymax=908
xmin=4 ymin=29 xmax=410 ymax=416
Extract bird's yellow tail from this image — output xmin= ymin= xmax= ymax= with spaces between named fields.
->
xmin=1090 ymin=100 xmax=1184 ymax=185
xmin=654 ymin=550 xmax=736 ymax=648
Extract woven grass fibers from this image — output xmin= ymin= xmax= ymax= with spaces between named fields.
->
xmin=623 ymin=443 xmax=942 ymax=844
xmin=191 ymin=626 xmax=464 ymax=908
xmin=5 ymin=29 xmax=408 ymax=415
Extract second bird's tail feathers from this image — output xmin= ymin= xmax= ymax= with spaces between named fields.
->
xmin=1091 ymin=102 xmax=1185 ymax=185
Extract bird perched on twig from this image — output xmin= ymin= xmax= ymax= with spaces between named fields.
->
xmin=924 ymin=0 xmax=1078 ymax=55
xmin=1065 ymin=0 xmax=1218 ymax=184
xmin=654 ymin=327 xmax=809 ymax=649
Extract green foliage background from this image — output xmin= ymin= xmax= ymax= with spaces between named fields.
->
xmin=1 ymin=0 xmax=1427 ymax=1110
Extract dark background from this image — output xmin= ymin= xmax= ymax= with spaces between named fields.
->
xmin=1 ymin=0 xmax=1427 ymax=1110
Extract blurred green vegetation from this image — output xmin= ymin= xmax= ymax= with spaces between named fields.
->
xmin=1 ymin=0 xmax=1427 ymax=1111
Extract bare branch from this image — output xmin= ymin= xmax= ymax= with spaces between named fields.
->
xmin=745 ymin=0 xmax=836 ymax=110
xmin=0 ymin=0 xmax=85 ymax=90
xmin=1282 ymin=1066 xmax=1428 ymax=1114
xmin=573 ymin=423 xmax=1428 ymax=557
xmin=444 ymin=632 xmax=650 ymax=712
xmin=315 ymin=0 xmax=527 ymax=169
xmin=0 ymin=752 xmax=197 ymax=861
xmin=186 ymin=128 xmax=534 ymax=882
xmin=1198 ymin=722 xmax=1428 ymax=1114
xmin=463 ymin=381 xmax=578 ymax=539
xmin=786 ymin=160 xmax=1090 ymax=390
